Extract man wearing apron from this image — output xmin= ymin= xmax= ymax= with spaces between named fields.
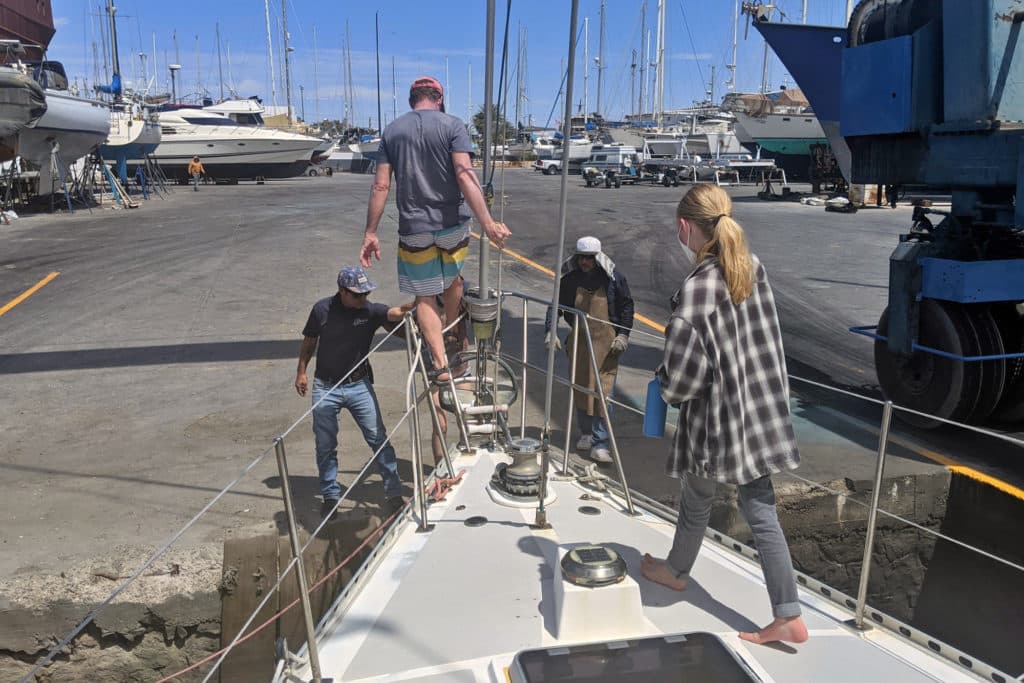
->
xmin=545 ymin=237 xmax=635 ymax=463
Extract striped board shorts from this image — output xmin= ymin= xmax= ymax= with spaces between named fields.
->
xmin=397 ymin=222 xmax=471 ymax=296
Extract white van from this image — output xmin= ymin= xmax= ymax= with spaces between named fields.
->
xmin=583 ymin=144 xmax=643 ymax=173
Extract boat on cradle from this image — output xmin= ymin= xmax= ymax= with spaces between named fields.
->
xmin=134 ymin=109 xmax=322 ymax=181
xmin=0 ymin=51 xmax=46 ymax=162
xmin=532 ymin=133 xmax=592 ymax=161
xmin=100 ymin=102 xmax=161 ymax=180
xmin=723 ymin=88 xmax=836 ymax=181
xmin=17 ymin=61 xmax=109 ymax=196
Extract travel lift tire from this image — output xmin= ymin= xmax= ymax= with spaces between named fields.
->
xmin=874 ymin=299 xmax=1013 ymax=428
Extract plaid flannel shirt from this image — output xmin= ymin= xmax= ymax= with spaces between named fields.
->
xmin=656 ymin=254 xmax=799 ymax=485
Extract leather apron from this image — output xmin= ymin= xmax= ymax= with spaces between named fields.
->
xmin=566 ymin=286 xmax=618 ymax=417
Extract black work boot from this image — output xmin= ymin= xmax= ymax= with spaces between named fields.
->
xmin=321 ymin=498 xmax=339 ymax=522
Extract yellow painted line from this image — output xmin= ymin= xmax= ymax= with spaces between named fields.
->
xmin=948 ymin=465 xmax=1024 ymax=500
xmin=0 ymin=271 xmax=59 ymax=318
xmin=470 ymin=230 xmax=555 ymax=277
xmin=820 ymin=405 xmax=1024 ymax=502
xmin=470 ymin=231 xmax=665 ymax=333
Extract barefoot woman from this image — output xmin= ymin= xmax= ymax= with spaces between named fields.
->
xmin=641 ymin=184 xmax=808 ymax=646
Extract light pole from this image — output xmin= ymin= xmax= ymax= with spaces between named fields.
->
xmin=299 ymin=84 xmax=305 ymax=122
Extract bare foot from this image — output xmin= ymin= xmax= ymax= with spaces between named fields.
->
xmin=640 ymin=553 xmax=688 ymax=591
xmin=738 ymin=616 xmax=809 ymax=645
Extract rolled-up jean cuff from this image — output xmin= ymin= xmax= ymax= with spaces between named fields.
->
xmin=773 ymin=602 xmax=802 ymax=619
xmin=668 ymin=561 xmax=688 ymax=581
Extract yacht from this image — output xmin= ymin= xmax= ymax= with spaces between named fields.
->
xmin=532 ymin=133 xmax=592 ymax=161
xmin=133 ymin=108 xmax=322 ymax=181
xmin=17 ymin=60 xmax=109 ymax=195
xmin=203 ymin=97 xmax=267 ymax=127
xmin=100 ymin=102 xmax=161 ymax=181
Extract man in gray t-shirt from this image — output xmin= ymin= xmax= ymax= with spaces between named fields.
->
xmin=360 ymin=76 xmax=511 ymax=383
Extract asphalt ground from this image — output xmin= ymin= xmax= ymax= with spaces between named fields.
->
xmin=1 ymin=169 xmax=1022 ymax=580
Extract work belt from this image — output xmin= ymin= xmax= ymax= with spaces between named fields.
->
xmin=317 ymin=364 xmax=369 ymax=387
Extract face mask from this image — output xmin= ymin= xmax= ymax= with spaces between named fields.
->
xmin=678 ymin=222 xmax=698 ymax=269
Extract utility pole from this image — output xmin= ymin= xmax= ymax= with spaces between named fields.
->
xmin=283 ymin=0 xmax=293 ymax=124
xmin=595 ymin=0 xmax=605 ymax=119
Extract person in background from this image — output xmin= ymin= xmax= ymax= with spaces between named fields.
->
xmin=295 ymin=266 xmax=412 ymax=521
xmin=360 ymin=76 xmax=510 ymax=388
xmin=187 ymin=156 xmax=205 ymax=191
xmin=545 ymin=236 xmax=634 ymax=464
xmin=641 ymin=184 xmax=808 ymax=646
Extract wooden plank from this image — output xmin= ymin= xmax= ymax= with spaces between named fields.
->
xmin=219 ymin=534 xmax=280 ymax=683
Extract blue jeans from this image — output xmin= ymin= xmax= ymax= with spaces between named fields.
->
xmin=667 ymin=472 xmax=801 ymax=618
xmin=192 ymin=173 xmax=200 ymax=190
xmin=311 ymin=378 xmax=402 ymax=501
xmin=576 ymin=407 xmax=610 ymax=450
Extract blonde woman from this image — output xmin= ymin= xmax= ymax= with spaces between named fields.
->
xmin=641 ymin=184 xmax=808 ymax=646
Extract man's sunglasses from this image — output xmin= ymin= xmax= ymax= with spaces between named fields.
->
xmin=345 ymin=289 xmax=369 ymax=298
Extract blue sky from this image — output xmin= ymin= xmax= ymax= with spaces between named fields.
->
xmin=50 ymin=0 xmax=851 ymax=127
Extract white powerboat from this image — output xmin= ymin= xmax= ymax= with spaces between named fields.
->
xmin=17 ymin=61 xmax=109 ymax=195
xmin=203 ymin=97 xmax=268 ymax=127
xmin=134 ymin=108 xmax=322 ymax=181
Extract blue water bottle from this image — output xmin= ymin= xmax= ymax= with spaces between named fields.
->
xmin=643 ymin=376 xmax=667 ymax=437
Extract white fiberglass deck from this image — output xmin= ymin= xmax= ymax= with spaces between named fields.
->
xmin=297 ymin=448 xmax=980 ymax=683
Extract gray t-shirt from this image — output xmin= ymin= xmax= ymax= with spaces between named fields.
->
xmin=378 ymin=110 xmax=474 ymax=235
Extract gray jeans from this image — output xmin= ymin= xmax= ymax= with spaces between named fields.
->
xmin=667 ymin=471 xmax=801 ymax=618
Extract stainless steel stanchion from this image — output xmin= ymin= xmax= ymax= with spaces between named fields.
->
xmin=273 ymin=437 xmax=322 ymax=683
xmin=854 ymin=400 xmax=893 ymax=630
xmin=561 ymin=317 xmax=580 ymax=474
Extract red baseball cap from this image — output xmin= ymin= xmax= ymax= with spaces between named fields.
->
xmin=410 ymin=76 xmax=443 ymax=97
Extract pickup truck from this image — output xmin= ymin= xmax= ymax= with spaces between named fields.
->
xmin=533 ymin=158 xmax=561 ymax=175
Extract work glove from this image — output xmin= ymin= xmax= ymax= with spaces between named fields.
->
xmin=545 ymin=331 xmax=562 ymax=351
xmin=609 ymin=334 xmax=629 ymax=355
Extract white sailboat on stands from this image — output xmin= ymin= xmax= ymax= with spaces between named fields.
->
xmin=256 ymin=3 xmax=1011 ymax=681
xmin=18 ymin=59 xmax=110 ymax=197
xmin=96 ymin=0 xmax=160 ymax=185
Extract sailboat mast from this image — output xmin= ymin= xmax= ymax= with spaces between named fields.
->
xmin=216 ymin=22 xmax=224 ymax=100
xmin=264 ymin=0 xmax=278 ymax=108
xmin=582 ymin=17 xmax=588 ymax=122
xmin=802 ymin=0 xmax=809 ymax=23
xmin=728 ymin=0 xmax=738 ymax=90
xmin=655 ymin=0 xmax=665 ymax=128
xmin=392 ymin=55 xmax=397 ymax=123
xmin=346 ymin=21 xmax=355 ymax=125
xmin=514 ymin=22 xmax=521 ymax=128
xmin=283 ymin=0 xmax=294 ymax=124
xmin=479 ymin=0 xmax=495 ymax=298
xmin=104 ymin=0 xmax=121 ymax=97
xmin=314 ymin=26 xmax=320 ymax=123
xmin=639 ymin=0 xmax=646 ymax=118
xmin=375 ymin=12 xmax=382 ymax=134
xmin=596 ymin=0 xmax=605 ymax=119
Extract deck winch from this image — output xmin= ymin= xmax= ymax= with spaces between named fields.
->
xmin=491 ymin=437 xmax=543 ymax=497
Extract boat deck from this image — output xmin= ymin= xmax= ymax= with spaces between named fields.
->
xmin=296 ymin=448 xmax=978 ymax=682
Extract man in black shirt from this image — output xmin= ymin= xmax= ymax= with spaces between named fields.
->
xmin=296 ymin=266 xmax=410 ymax=520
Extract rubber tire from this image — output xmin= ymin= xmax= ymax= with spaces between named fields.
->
xmin=308 ymin=168 xmax=318 ymax=177
xmin=662 ymin=175 xmax=671 ymax=187
xmin=544 ymin=165 xmax=556 ymax=175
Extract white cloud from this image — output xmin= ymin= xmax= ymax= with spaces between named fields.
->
xmin=54 ymin=16 xmax=70 ymax=28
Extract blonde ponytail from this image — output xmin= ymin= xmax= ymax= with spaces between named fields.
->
xmin=676 ymin=185 xmax=754 ymax=304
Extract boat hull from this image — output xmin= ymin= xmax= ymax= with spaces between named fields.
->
xmin=18 ymin=90 xmax=110 ymax=194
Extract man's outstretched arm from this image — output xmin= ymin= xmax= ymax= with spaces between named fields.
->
xmin=452 ymin=151 xmax=511 ymax=249
xmin=361 ymin=161 xmax=392 ymax=267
